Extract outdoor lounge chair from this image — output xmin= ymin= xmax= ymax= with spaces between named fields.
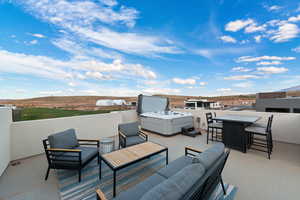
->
xmin=118 ymin=121 xmax=148 ymax=148
xmin=43 ymin=129 xmax=100 ymax=182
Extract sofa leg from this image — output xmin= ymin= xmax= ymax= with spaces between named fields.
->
xmin=220 ymin=177 xmax=226 ymax=195
xmin=45 ymin=166 xmax=50 ymax=180
xmin=206 ymin=127 xmax=209 ymax=144
xmin=78 ymin=169 xmax=81 ymax=182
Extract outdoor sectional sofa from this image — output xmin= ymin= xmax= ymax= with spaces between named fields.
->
xmin=96 ymin=142 xmax=230 ymax=200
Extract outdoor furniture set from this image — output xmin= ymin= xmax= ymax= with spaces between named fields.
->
xmin=206 ymin=112 xmax=274 ymax=159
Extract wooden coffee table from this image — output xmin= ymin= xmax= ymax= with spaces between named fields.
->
xmin=99 ymin=142 xmax=168 ymax=197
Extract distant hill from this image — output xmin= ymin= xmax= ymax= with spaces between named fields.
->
xmin=0 ymin=94 xmax=257 ymax=110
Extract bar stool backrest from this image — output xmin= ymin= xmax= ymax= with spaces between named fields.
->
xmin=266 ymin=115 xmax=274 ymax=133
xmin=206 ymin=112 xmax=213 ymax=124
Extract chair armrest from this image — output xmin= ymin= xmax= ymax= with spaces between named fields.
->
xmin=78 ymin=139 xmax=99 ymax=142
xmin=96 ymin=189 xmax=107 ymax=200
xmin=139 ymin=130 xmax=148 ymax=141
xmin=119 ymin=131 xmax=127 ymax=147
xmin=119 ymin=131 xmax=127 ymax=138
xmin=78 ymin=139 xmax=100 ymax=147
xmin=185 ymin=146 xmax=202 ymax=156
xmin=47 ymin=148 xmax=82 ymax=152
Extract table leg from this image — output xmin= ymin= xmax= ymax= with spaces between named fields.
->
xmin=166 ymin=149 xmax=168 ymax=165
xmin=99 ymin=158 xmax=102 ymax=180
xmin=113 ymin=170 xmax=116 ymax=197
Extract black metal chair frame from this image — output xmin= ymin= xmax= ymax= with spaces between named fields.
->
xmin=118 ymin=129 xmax=148 ymax=148
xmin=206 ymin=112 xmax=223 ymax=144
xmin=246 ymin=115 xmax=273 ymax=159
xmin=43 ymin=139 xmax=100 ymax=182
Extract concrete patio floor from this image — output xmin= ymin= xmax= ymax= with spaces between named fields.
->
xmin=1 ymin=132 xmax=300 ymax=200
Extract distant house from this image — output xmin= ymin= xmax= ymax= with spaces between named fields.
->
xmin=96 ymin=99 xmax=126 ymax=106
xmin=184 ymin=99 xmax=221 ymax=110
xmin=256 ymin=92 xmax=300 ymax=113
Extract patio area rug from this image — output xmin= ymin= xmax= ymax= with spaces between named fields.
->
xmin=56 ymin=155 xmax=166 ymax=200
xmin=56 ymin=155 xmax=237 ymax=200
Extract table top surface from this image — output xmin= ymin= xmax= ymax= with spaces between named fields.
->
xmin=101 ymin=142 xmax=167 ymax=168
xmin=214 ymin=114 xmax=260 ymax=123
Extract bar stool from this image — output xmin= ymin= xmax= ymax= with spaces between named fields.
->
xmin=245 ymin=115 xmax=273 ymax=159
xmin=206 ymin=112 xmax=223 ymax=144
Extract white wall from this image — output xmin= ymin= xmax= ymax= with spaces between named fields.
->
xmin=174 ymin=109 xmax=300 ymax=145
xmin=10 ymin=110 xmax=138 ymax=161
xmin=0 ymin=107 xmax=12 ymax=176
xmin=118 ymin=109 xmax=138 ymax=123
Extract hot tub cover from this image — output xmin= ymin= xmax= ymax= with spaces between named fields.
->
xmin=137 ymin=94 xmax=169 ymax=114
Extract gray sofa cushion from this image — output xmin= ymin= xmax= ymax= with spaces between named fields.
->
xmin=157 ymin=156 xmax=193 ymax=178
xmin=125 ymin=136 xmax=146 ymax=146
xmin=48 ymin=129 xmax=78 ymax=149
xmin=141 ymin=164 xmax=206 ymax=200
xmin=115 ymin=173 xmax=166 ymax=200
xmin=119 ymin=122 xmax=139 ymax=136
xmin=192 ymin=143 xmax=224 ymax=169
xmin=53 ymin=146 xmax=98 ymax=166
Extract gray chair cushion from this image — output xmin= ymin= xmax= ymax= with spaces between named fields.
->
xmin=192 ymin=143 xmax=224 ymax=169
xmin=157 ymin=156 xmax=193 ymax=178
xmin=245 ymin=125 xmax=266 ymax=134
xmin=141 ymin=164 xmax=206 ymax=200
xmin=53 ymin=146 xmax=98 ymax=166
xmin=115 ymin=173 xmax=166 ymax=200
xmin=125 ymin=136 xmax=146 ymax=146
xmin=208 ymin=122 xmax=223 ymax=129
xmin=119 ymin=122 xmax=139 ymax=137
xmin=48 ymin=129 xmax=78 ymax=149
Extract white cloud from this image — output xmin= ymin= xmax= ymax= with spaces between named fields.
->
xmin=99 ymin=0 xmax=118 ymax=7
xmin=217 ymin=88 xmax=232 ymax=92
xmin=292 ymin=46 xmax=300 ymax=53
xmin=195 ymin=47 xmax=254 ymax=59
xmin=20 ymin=0 xmax=138 ymax=28
xmin=225 ymin=19 xmax=254 ymax=32
xmin=172 ymin=78 xmax=196 ymax=85
xmin=224 ymin=75 xmax=260 ymax=80
xmin=0 ymin=50 xmax=158 ymax=84
xmin=256 ymin=61 xmax=282 ymax=65
xmin=266 ymin=5 xmax=282 ymax=11
xmin=17 ymin=0 xmax=181 ymax=57
xmin=245 ymin=23 xmax=266 ymax=33
xmin=39 ymin=90 xmax=63 ymax=96
xmin=29 ymin=40 xmax=38 ymax=45
xmin=231 ymin=67 xmax=251 ymax=72
xmin=68 ymin=82 xmax=77 ymax=87
xmin=70 ymin=27 xmax=181 ymax=56
xmin=52 ymin=37 xmax=122 ymax=60
xmin=219 ymin=35 xmax=237 ymax=43
xmin=256 ymin=66 xmax=288 ymax=74
xmin=142 ymin=88 xmax=181 ymax=95
xmin=15 ymin=89 xmax=26 ymax=94
xmin=236 ymin=55 xmax=296 ymax=62
xmin=199 ymin=82 xmax=208 ymax=86
xmin=85 ymin=71 xmax=112 ymax=80
xmin=30 ymin=33 xmax=46 ymax=38
xmin=269 ymin=23 xmax=300 ymax=43
xmin=254 ymin=35 xmax=262 ymax=43
xmin=233 ymin=81 xmax=253 ymax=88
xmin=288 ymin=15 xmax=300 ymax=22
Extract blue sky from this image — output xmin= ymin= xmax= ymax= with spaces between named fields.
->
xmin=1 ymin=0 xmax=300 ymax=98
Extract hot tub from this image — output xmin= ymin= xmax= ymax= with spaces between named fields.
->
xmin=137 ymin=95 xmax=193 ymax=136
